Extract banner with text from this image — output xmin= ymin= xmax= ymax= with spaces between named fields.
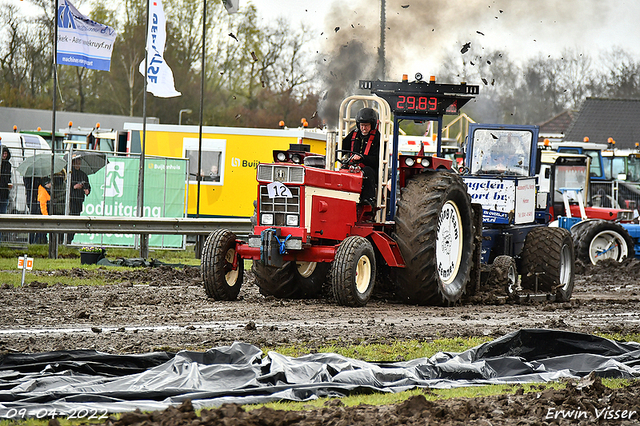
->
xmin=463 ymin=177 xmax=536 ymax=225
xmin=73 ymin=157 xmax=187 ymax=248
xmin=57 ymin=0 xmax=116 ymax=71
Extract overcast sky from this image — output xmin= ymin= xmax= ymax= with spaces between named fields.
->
xmin=6 ymin=0 xmax=640 ymax=79
xmin=256 ymin=0 xmax=640 ymax=78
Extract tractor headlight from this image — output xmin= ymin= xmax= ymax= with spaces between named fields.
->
xmin=616 ymin=211 xmax=634 ymax=222
xmin=422 ymin=158 xmax=430 ymax=168
xmin=286 ymin=214 xmax=299 ymax=226
xmin=291 ymin=154 xmax=301 ymax=164
xmin=404 ymin=157 xmax=415 ymax=167
xmin=261 ymin=213 xmax=274 ymax=225
xmin=276 ymin=152 xmax=287 ymax=162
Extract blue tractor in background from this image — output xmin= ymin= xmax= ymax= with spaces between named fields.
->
xmin=541 ymin=141 xmax=640 ymax=265
xmin=462 ymin=124 xmax=575 ymax=302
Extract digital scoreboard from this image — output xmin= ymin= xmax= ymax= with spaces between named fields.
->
xmin=359 ymin=78 xmax=479 ymax=116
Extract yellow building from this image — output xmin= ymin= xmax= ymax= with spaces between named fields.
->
xmin=124 ymin=123 xmax=327 ymax=218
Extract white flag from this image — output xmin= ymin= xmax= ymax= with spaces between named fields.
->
xmin=139 ymin=0 xmax=181 ymax=98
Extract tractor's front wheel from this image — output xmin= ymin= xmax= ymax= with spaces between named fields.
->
xmin=331 ymin=236 xmax=376 ymax=307
xmin=202 ymin=229 xmax=243 ymax=300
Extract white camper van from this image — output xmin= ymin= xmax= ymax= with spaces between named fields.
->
xmin=0 ymin=132 xmax=51 ymax=214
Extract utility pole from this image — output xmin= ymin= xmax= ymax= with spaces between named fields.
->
xmin=195 ymin=0 xmax=207 ymax=259
xmin=49 ymin=0 xmax=59 ymax=259
xmin=379 ymin=0 xmax=386 ymax=81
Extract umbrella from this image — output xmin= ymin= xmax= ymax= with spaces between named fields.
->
xmin=64 ymin=151 xmax=109 ymax=175
xmin=16 ymin=153 xmax=66 ymax=178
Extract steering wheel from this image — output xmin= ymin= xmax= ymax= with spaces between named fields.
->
xmin=336 ymin=150 xmax=362 ymax=167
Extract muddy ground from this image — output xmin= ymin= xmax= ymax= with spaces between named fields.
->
xmin=1 ymin=259 xmax=639 ymax=354
xmin=2 ymin=259 xmax=640 ymax=425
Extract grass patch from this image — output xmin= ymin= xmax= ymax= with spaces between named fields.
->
xmin=595 ymin=332 xmax=640 ymax=344
xmin=0 ymin=245 xmax=200 ymax=287
xmin=0 ymin=245 xmax=200 ymax=262
xmin=246 ymin=379 xmax=635 ymax=413
xmin=265 ymin=336 xmax=494 ymax=362
xmin=0 ymin=271 xmax=114 ymax=287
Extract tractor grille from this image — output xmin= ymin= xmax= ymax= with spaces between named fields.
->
xmin=257 ymin=164 xmax=305 ymax=183
xmin=259 ymin=185 xmax=300 ymax=226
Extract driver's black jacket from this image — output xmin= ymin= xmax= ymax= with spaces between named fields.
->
xmin=341 ymin=128 xmax=380 ymax=203
xmin=341 ymin=128 xmax=380 ymax=170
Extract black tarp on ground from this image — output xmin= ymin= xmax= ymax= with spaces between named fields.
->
xmin=0 ymin=329 xmax=638 ymax=418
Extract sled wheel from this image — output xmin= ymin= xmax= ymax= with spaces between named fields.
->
xmin=253 ymin=261 xmax=328 ymax=298
xmin=488 ymin=255 xmax=519 ymax=299
xmin=393 ymin=172 xmax=475 ymax=305
xmin=331 ymin=236 xmax=376 ymax=307
xmin=202 ymin=229 xmax=243 ymax=300
xmin=521 ymin=227 xmax=575 ymax=301
xmin=572 ymin=219 xmax=634 ymax=265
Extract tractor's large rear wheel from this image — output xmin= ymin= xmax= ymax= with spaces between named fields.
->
xmin=572 ymin=220 xmax=634 ymax=265
xmin=393 ymin=172 xmax=475 ymax=305
xmin=252 ymin=261 xmax=328 ymax=299
xmin=521 ymin=227 xmax=575 ymax=301
xmin=202 ymin=229 xmax=243 ymax=300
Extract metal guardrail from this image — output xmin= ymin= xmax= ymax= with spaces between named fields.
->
xmin=0 ymin=214 xmax=253 ymax=237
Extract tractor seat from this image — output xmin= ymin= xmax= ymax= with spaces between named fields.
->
xmin=303 ymin=155 xmax=325 ymax=168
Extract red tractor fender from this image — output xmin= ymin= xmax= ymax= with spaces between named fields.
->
xmin=349 ymin=227 xmax=405 ymax=268
xmin=369 ymin=232 xmax=405 ymax=267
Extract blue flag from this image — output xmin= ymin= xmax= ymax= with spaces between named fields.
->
xmin=56 ymin=0 xmax=116 ymax=71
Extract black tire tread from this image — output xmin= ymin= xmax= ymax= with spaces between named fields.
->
xmin=571 ymin=219 xmax=634 ymax=265
xmin=293 ymin=262 xmax=330 ymax=298
xmin=331 ymin=236 xmax=376 ymax=307
xmin=202 ymin=229 xmax=243 ymax=300
xmin=393 ymin=172 xmax=475 ymax=305
xmin=488 ymin=255 xmax=516 ymax=287
xmin=521 ymin=227 xmax=575 ymax=298
xmin=252 ymin=262 xmax=296 ymax=298
xmin=252 ymin=261 xmax=329 ymax=299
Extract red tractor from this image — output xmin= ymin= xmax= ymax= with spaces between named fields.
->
xmin=202 ymin=76 xmax=480 ymax=306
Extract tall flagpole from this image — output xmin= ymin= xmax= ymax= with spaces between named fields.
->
xmin=195 ymin=0 xmax=206 ymax=258
xmin=138 ymin=0 xmax=150 ymax=258
xmin=49 ymin=0 xmax=59 ymax=259
xmin=379 ymin=0 xmax=386 ymax=80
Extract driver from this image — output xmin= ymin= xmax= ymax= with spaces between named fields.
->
xmin=341 ymin=107 xmax=380 ymax=206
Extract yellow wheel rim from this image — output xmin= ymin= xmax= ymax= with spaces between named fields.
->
xmin=355 ymin=255 xmax=372 ymax=294
xmin=224 ymin=248 xmax=239 ymax=286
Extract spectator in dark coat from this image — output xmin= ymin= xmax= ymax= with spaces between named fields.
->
xmin=67 ymin=157 xmax=91 ymax=243
xmin=0 ymin=146 xmax=12 ymax=215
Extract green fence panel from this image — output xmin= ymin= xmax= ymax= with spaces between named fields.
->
xmin=72 ymin=156 xmax=186 ymax=248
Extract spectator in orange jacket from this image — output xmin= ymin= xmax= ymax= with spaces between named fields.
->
xmin=37 ymin=182 xmax=51 ymax=216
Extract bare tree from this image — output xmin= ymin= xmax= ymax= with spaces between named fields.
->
xmin=557 ymin=49 xmax=594 ymax=110
xmin=599 ymin=48 xmax=640 ymax=99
